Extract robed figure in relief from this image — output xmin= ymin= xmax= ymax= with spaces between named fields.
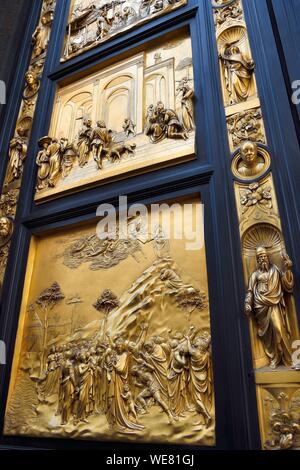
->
xmin=245 ymin=247 xmax=294 ymax=368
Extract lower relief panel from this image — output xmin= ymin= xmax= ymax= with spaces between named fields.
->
xmin=4 ymin=195 xmax=215 ymax=445
xmin=256 ymin=373 xmax=300 ymax=450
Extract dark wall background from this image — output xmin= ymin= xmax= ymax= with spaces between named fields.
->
xmin=0 ymin=0 xmax=33 ymax=124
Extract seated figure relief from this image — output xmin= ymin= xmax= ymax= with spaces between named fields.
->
xmin=145 ymin=101 xmax=189 ymax=143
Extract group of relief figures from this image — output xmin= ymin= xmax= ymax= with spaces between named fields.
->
xmin=39 ymin=324 xmax=212 ymax=432
xmin=66 ymin=0 xmax=184 ymax=57
xmin=35 ymin=77 xmax=194 ymax=191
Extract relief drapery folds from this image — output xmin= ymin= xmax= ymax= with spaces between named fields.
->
xmin=216 ymin=24 xmax=256 ymax=106
xmin=244 ymin=247 xmax=294 ymax=369
xmin=36 ymin=136 xmax=77 ymax=190
xmin=231 ymin=143 xmax=299 ymax=372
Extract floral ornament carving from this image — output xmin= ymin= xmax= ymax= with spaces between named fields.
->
xmin=0 ymin=190 xmax=18 ymax=217
xmin=5 ymin=127 xmax=29 ymax=185
xmin=264 ymin=392 xmax=300 ymax=450
xmin=213 ymin=0 xmax=243 ymax=28
xmin=240 ymin=182 xmax=272 ymax=214
xmin=227 ymin=109 xmax=265 ymax=148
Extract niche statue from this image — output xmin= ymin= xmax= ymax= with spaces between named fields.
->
xmin=244 ymin=246 xmax=294 ymax=369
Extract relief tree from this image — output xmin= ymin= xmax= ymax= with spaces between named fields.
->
xmin=36 ymin=282 xmax=65 ymax=376
xmin=93 ymin=289 xmax=119 ymax=337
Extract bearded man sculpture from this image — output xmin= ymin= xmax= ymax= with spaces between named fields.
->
xmin=244 ymin=246 xmax=294 ymax=369
xmin=0 ymin=216 xmax=13 ymax=244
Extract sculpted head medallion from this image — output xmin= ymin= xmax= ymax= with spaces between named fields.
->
xmin=232 ymin=141 xmax=271 ymax=181
xmin=0 ymin=216 xmax=13 ymax=247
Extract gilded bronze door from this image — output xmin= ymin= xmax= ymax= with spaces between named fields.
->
xmin=0 ymin=0 xmax=299 ymax=451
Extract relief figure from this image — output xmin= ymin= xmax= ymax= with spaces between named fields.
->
xmin=145 ymin=101 xmax=188 ymax=143
xmin=245 ymin=247 xmax=294 ymax=368
xmin=219 ymin=44 xmax=255 ymax=104
xmin=36 ymin=136 xmax=52 ymax=190
xmin=176 ymin=77 xmax=194 ymax=132
xmin=77 ymin=119 xmax=93 ymax=167
xmin=6 ymin=127 xmax=28 ymax=185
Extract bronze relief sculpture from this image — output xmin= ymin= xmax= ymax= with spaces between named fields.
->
xmin=6 ymin=127 xmax=29 ymax=185
xmin=0 ymin=0 xmax=56 ymax=287
xmin=62 ymin=0 xmax=188 ymax=61
xmin=232 ymin=141 xmax=270 ymax=181
xmin=211 ymin=0 xmax=300 ymax=450
xmin=35 ymin=33 xmax=195 ymax=202
xmin=32 ymin=14 xmax=52 ymax=59
xmin=244 ymin=247 xmax=294 ymax=369
xmin=219 ymin=44 xmax=255 ymax=105
xmin=23 ymin=70 xmax=41 ymax=100
xmin=5 ymin=198 xmax=215 ymax=445
xmin=145 ymin=101 xmax=189 ymax=143
xmin=0 ymin=216 xmax=13 ymax=247
xmin=36 ymin=137 xmax=77 ymax=190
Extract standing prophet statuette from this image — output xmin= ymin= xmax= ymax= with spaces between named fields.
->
xmin=244 ymin=246 xmax=294 ymax=369
xmin=219 ymin=44 xmax=255 ymax=104
xmin=6 ymin=127 xmax=28 ymax=184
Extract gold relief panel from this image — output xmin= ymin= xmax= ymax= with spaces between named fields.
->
xmin=62 ymin=0 xmax=188 ymax=62
xmin=233 ymin=173 xmax=299 ymax=370
xmin=226 ymin=107 xmax=266 ymax=151
xmin=216 ymin=18 xmax=257 ymax=110
xmin=5 ymin=195 xmax=215 ymax=445
xmin=255 ymin=377 xmax=300 ymax=449
xmin=35 ymin=31 xmax=196 ymax=202
xmin=212 ymin=0 xmax=243 ymax=30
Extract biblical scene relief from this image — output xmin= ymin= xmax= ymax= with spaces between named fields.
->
xmin=233 ymin=160 xmax=299 ymax=370
xmin=62 ymin=0 xmax=187 ymax=61
xmin=214 ymin=3 xmax=256 ymax=110
xmin=35 ymin=32 xmax=195 ymax=202
xmin=5 ymin=197 xmax=215 ymax=445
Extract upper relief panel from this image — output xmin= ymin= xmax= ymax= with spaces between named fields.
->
xmin=36 ymin=32 xmax=195 ymax=202
xmin=61 ymin=0 xmax=188 ymax=62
